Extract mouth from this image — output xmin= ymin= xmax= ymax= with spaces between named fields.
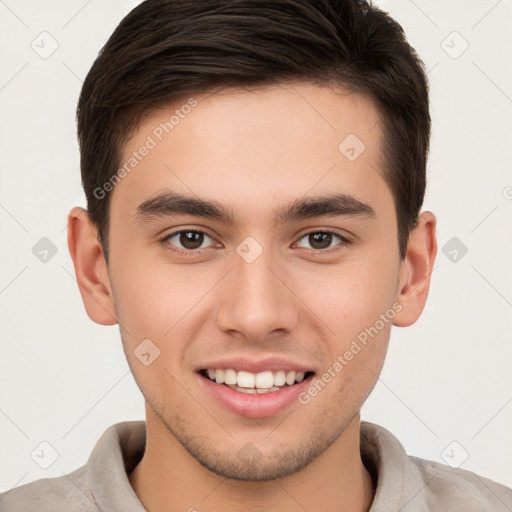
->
xmin=199 ymin=368 xmax=315 ymax=394
xmin=197 ymin=367 xmax=316 ymax=418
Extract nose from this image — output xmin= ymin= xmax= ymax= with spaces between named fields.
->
xmin=216 ymin=242 xmax=299 ymax=341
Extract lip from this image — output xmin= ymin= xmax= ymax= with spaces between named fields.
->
xmin=195 ymin=355 xmax=315 ymax=374
xmin=197 ymin=371 xmax=315 ymax=419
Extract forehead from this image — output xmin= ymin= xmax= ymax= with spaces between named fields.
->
xmin=110 ymin=83 xmax=391 ymax=225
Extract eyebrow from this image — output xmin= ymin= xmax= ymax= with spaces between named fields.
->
xmin=135 ymin=189 xmax=375 ymax=226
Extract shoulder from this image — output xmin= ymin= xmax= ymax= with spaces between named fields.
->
xmin=360 ymin=421 xmax=512 ymax=511
xmin=0 ymin=420 xmax=146 ymax=512
xmin=409 ymin=455 xmax=512 ymax=511
xmin=0 ymin=465 xmax=97 ymax=512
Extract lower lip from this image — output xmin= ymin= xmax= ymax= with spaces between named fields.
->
xmin=197 ymin=372 xmax=315 ymax=419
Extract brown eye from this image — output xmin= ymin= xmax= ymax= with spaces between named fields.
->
xmin=162 ymin=230 xmax=215 ymax=252
xmin=179 ymin=231 xmax=205 ymax=250
xmin=309 ymin=232 xmax=333 ymax=250
xmin=296 ymin=231 xmax=348 ymax=251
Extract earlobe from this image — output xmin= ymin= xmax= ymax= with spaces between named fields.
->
xmin=67 ymin=207 xmax=118 ymax=326
xmin=393 ymin=211 xmax=437 ymax=327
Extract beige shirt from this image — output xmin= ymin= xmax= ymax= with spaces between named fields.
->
xmin=1 ymin=420 xmax=511 ymax=511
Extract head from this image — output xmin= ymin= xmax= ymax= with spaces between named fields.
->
xmin=69 ymin=0 xmax=437 ymax=481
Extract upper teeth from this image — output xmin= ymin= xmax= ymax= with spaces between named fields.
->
xmin=206 ymin=369 xmax=306 ymax=388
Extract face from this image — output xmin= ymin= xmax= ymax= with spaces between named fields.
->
xmin=105 ymin=83 xmax=404 ymax=480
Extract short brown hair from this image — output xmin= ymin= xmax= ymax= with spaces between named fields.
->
xmin=77 ymin=0 xmax=430 ymax=262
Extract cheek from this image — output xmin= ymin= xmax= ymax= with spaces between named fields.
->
xmin=110 ymin=252 xmax=203 ymax=333
xmin=294 ymin=256 xmax=400 ymax=337
xmin=109 ymin=255 xmax=226 ymax=378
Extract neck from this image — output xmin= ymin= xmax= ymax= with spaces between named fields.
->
xmin=129 ymin=408 xmax=374 ymax=512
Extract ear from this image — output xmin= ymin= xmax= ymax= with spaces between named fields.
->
xmin=393 ymin=211 xmax=437 ymax=327
xmin=67 ymin=207 xmax=118 ymax=326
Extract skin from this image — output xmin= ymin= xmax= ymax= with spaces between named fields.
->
xmin=68 ymin=83 xmax=437 ymax=512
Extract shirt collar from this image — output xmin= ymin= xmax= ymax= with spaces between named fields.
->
xmin=87 ymin=419 xmax=428 ymax=511
xmin=87 ymin=420 xmax=146 ymax=512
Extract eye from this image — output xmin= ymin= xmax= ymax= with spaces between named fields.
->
xmin=296 ymin=230 xmax=350 ymax=252
xmin=160 ymin=228 xmax=351 ymax=257
xmin=161 ymin=229 xmax=217 ymax=254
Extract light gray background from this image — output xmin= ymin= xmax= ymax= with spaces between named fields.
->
xmin=1 ymin=0 xmax=511 ymax=492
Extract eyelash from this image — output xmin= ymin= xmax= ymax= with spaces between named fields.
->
xmin=160 ymin=228 xmax=351 ymax=257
